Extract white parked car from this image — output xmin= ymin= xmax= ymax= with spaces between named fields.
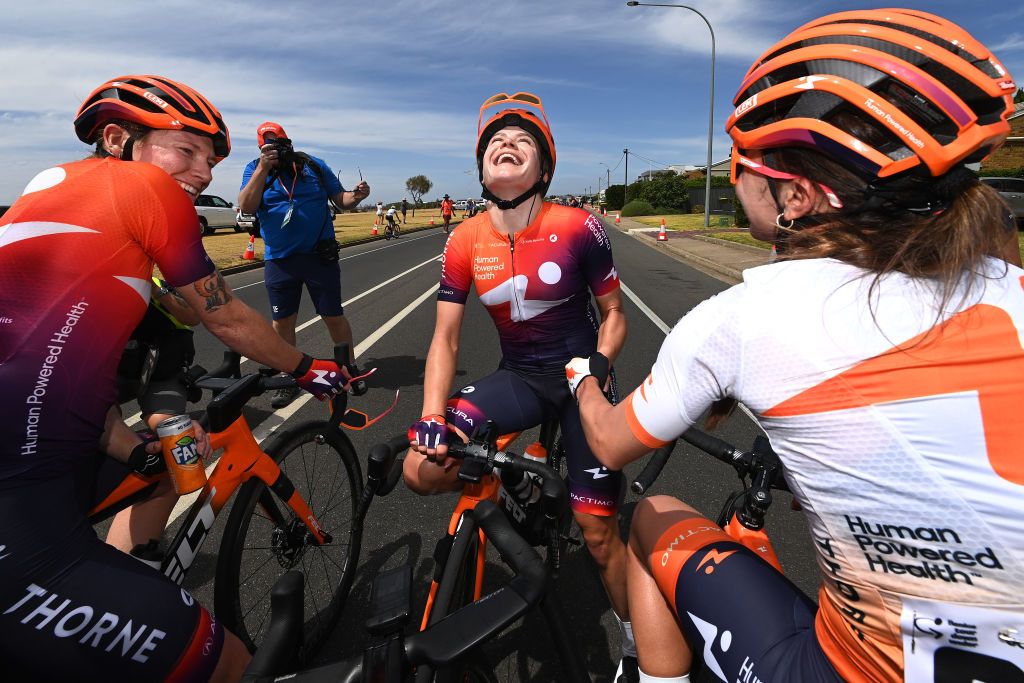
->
xmin=195 ymin=194 xmax=242 ymax=234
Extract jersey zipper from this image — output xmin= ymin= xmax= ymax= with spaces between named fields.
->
xmin=508 ymin=234 xmax=525 ymax=321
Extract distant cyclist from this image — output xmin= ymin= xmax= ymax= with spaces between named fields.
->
xmin=569 ymin=10 xmax=1023 ymax=682
xmin=405 ymin=92 xmax=635 ymax=680
xmin=0 ymin=75 xmax=358 ymax=683
xmin=384 ymin=205 xmax=400 ymax=237
xmin=439 ymin=193 xmax=454 ymax=232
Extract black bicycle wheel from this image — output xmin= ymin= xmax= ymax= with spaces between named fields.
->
xmin=416 ymin=516 xmax=488 ymax=683
xmin=215 ymin=420 xmax=362 ymax=664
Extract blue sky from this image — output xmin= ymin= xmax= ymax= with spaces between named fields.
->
xmin=2 ymin=1 xmax=1023 ymax=206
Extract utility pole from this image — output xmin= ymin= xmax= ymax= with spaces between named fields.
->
xmin=623 ymin=148 xmax=629 ymax=201
xmin=606 ymin=167 xmax=611 ymax=189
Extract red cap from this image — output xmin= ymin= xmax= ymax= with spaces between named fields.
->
xmin=257 ymin=121 xmax=287 ymax=147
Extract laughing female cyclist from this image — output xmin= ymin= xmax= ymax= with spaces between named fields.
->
xmin=404 ymin=92 xmax=636 ymax=676
xmin=0 ymin=75 xmax=355 ymax=683
xmin=568 ymin=9 xmax=1023 ymax=682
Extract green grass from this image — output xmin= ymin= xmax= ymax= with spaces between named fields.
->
xmin=706 ymin=232 xmax=771 ymax=250
xmin=630 ymin=214 xmax=734 ymax=230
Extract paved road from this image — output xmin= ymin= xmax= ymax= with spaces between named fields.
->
xmin=106 ymin=216 xmax=818 ymax=681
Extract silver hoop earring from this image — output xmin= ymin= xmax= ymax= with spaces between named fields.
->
xmin=775 ymin=213 xmax=794 ymax=230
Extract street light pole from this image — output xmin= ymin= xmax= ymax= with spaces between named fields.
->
xmin=623 ymin=148 xmax=629 ymax=200
xmin=627 ymin=1 xmax=715 ymax=228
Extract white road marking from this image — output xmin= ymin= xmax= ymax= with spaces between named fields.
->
xmin=619 ymin=281 xmax=671 ymax=334
xmin=165 ymin=282 xmax=439 ymax=524
xmin=228 ymin=231 xmax=443 ymax=290
xmin=125 ymin=255 xmax=440 ymax=428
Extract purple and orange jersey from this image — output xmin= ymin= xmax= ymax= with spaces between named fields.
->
xmin=439 ymin=203 xmax=619 ymax=372
xmin=0 ymin=158 xmax=214 ymax=487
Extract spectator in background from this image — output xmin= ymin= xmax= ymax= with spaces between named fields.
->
xmin=238 ymin=122 xmax=371 ymax=407
xmin=439 ymin=193 xmax=455 ymax=233
xmin=401 ymin=197 xmax=409 ymax=224
xmin=375 ymin=200 xmax=384 ymax=226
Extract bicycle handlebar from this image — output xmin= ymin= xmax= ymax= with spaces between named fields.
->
xmin=243 ymin=500 xmax=548 ymax=683
xmin=631 ymin=439 xmax=677 ymax=495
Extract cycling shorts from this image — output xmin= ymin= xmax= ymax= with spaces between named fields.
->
xmin=0 ymin=463 xmax=224 ymax=683
xmin=649 ymin=516 xmax=842 ymax=682
xmin=445 ymin=368 xmax=623 ymax=516
xmin=265 ymin=252 xmax=343 ymax=319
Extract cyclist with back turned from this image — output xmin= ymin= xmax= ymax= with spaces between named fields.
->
xmin=568 ymin=10 xmax=1024 ymax=682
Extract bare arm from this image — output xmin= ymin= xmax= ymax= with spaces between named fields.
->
xmin=575 ymin=381 xmax=652 ymax=470
xmin=595 ymin=288 xmax=627 ymax=365
xmin=413 ymin=301 xmax=465 ymax=458
xmin=155 ymin=283 xmax=200 ymax=326
xmin=422 ymin=301 xmax=465 ymax=416
xmin=99 ymin=405 xmax=143 ymax=463
xmin=177 ymin=270 xmax=303 ymax=373
xmin=237 ymin=148 xmax=274 ymax=214
xmin=331 ymin=180 xmax=370 ymax=210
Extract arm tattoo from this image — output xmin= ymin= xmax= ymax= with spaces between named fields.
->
xmin=194 ymin=271 xmax=232 ymax=312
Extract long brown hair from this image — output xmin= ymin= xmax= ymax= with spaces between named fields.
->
xmin=769 ymin=112 xmax=1012 ymax=314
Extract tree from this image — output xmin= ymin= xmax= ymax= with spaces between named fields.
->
xmin=1015 ymin=88 xmax=1024 ymax=104
xmin=405 ymin=175 xmax=433 ymax=216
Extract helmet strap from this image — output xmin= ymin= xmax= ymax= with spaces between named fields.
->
xmin=120 ymin=136 xmax=136 ymax=162
xmin=481 ymin=179 xmax=546 ymax=210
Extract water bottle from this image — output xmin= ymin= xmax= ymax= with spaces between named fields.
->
xmin=502 ymin=441 xmax=547 ymax=506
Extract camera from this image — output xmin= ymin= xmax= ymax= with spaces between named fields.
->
xmin=268 ymin=137 xmax=298 ymax=166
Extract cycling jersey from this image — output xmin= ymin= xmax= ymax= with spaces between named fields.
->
xmin=627 ymin=257 xmax=1024 ymax=681
xmin=0 ymin=158 xmax=214 ymax=487
xmin=0 ymin=158 xmax=219 ymax=681
xmin=439 ymin=203 xmax=619 ymax=373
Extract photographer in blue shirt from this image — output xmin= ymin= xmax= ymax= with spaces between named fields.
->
xmin=238 ymin=122 xmax=370 ymax=406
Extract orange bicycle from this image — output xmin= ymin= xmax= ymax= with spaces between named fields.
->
xmin=412 ymin=420 xmax=592 ymax=683
xmin=89 ymin=346 xmax=394 ymax=664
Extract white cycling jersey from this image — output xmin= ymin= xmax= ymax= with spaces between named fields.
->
xmin=627 ymin=257 xmax=1024 ymax=681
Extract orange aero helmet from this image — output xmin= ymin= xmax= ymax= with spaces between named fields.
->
xmin=476 ymin=92 xmax=556 ymax=193
xmin=725 ymin=8 xmax=1015 ymax=180
xmin=74 ymin=75 xmax=231 ymax=159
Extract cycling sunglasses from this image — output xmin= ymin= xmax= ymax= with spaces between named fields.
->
xmin=731 ymin=149 xmax=844 ymax=209
xmin=478 ymin=91 xmax=551 ymax=135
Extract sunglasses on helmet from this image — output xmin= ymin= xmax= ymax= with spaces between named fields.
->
xmin=731 ymin=149 xmax=844 ymax=209
xmin=478 ymin=92 xmax=551 ymax=136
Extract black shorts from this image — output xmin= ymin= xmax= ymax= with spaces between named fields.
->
xmin=444 ymin=368 xmax=623 ymax=516
xmin=649 ymin=518 xmax=842 ymax=682
xmin=264 ymin=253 xmax=343 ymax=319
xmin=0 ymin=465 xmax=224 ymax=683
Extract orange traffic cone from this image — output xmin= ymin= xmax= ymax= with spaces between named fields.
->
xmin=429 ymin=218 xmax=435 ymax=226
xmin=242 ymin=236 xmax=255 ymax=260
xmin=657 ymin=218 xmax=668 ymax=242
xmin=372 ymin=224 xmax=378 ymax=236
xmin=614 ymin=212 xmax=621 ymax=224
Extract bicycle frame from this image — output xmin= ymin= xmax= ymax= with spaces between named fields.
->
xmin=90 ymin=410 xmax=332 ymax=585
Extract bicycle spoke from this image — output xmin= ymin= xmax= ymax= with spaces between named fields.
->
xmin=318 ymin=461 xmax=343 ymax=518
xmin=313 ymin=545 xmax=347 ymax=573
xmin=237 ymin=550 xmax=277 ymax=587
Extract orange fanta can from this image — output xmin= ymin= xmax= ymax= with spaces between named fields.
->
xmin=156 ymin=415 xmax=207 ymax=494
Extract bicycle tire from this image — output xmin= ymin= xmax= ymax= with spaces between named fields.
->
xmin=416 ymin=517 xmax=485 ymax=683
xmin=215 ymin=420 xmax=362 ymax=665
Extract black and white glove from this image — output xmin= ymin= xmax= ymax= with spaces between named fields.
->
xmin=127 ymin=432 xmax=166 ymax=477
xmin=565 ymin=352 xmax=609 ymax=399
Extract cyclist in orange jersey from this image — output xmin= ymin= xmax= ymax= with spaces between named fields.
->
xmin=568 ymin=9 xmax=1023 ymax=683
xmin=439 ymin=193 xmax=455 ymax=232
xmin=406 ymin=92 xmax=636 ymax=679
xmin=0 ymin=75 xmax=358 ymax=683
